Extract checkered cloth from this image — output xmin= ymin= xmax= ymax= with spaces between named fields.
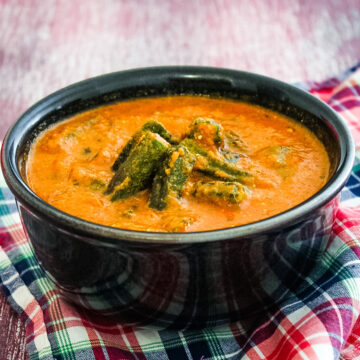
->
xmin=1 ymin=65 xmax=360 ymax=360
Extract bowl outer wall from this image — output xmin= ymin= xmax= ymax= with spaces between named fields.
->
xmin=0 ymin=66 xmax=355 ymax=247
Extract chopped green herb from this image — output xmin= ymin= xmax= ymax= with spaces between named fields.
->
xmin=90 ymin=179 xmax=106 ymax=191
xmin=122 ymin=208 xmax=135 ymax=219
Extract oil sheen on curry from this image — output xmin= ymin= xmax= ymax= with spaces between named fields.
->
xmin=26 ymin=96 xmax=330 ymax=232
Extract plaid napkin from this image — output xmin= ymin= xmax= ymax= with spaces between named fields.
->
xmin=1 ymin=65 xmax=360 ymax=360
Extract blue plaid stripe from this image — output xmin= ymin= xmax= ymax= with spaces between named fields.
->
xmin=1 ymin=64 xmax=360 ymax=359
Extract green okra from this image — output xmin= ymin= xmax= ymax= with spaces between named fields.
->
xmin=111 ymin=121 xmax=178 ymax=172
xmin=142 ymin=121 xmax=178 ymax=145
xmin=220 ymin=130 xmax=248 ymax=163
xmin=106 ymin=131 xmax=170 ymax=200
xmin=149 ymin=145 xmax=196 ymax=210
xmin=90 ymin=179 xmax=106 ymax=191
xmin=181 ymin=138 xmax=252 ymax=184
xmin=187 ymin=118 xmax=224 ymax=147
xmin=224 ymin=130 xmax=248 ymax=152
xmin=192 ymin=181 xmax=248 ymax=205
xmin=219 ymin=148 xmax=240 ymax=164
xmin=260 ymin=145 xmax=290 ymax=166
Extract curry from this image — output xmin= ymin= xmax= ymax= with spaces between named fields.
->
xmin=26 ymin=96 xmax=330 ymax=232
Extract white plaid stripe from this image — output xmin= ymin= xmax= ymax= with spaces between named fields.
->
xmin=1 ymin=67 xmax=360 ymax=359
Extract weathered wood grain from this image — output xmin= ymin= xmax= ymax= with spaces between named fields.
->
xmin=0 ymin=1 xmax=359 ymax=359
xmin=0 ymin=289 xmax=28 ymax=360
xmin=0 ymin=0 xmax=359 ymax=140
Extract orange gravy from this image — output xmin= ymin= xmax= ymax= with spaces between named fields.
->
xmin=26 ymin=96 xmax=330 ymax=232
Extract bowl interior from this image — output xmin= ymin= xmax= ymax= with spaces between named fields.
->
xmin=18 ymin=69 xmax=341 ymax=179
xmin=3 ymin=67 xmax=354 ymax=243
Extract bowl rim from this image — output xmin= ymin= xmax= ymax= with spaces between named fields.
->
xmin=1 ymin=66 xmax=355 ymax=246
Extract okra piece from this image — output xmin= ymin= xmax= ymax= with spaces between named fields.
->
xmin=219 ymin=148 xmax=240 ymax=164
xmin=149 ymin=145 xmax=196 ymax=210
xmin=181 ymin=138 xmax=252 ymax=184
xmin=187 ymin=118 xmax=225 ymax=148
xmin=106 ymin=131 xmax=170 ymax=200
xmin=192 ymin=181 xmax=248 ymax=205
xmin=111 ymin=121 xmax=178 ymax=172
xmin=224 ymin=130 xmax=248 ymax=152
xmin=258 ymin=146 xmax=290 ymax=166
xmin=142 ymin=121 xmax=178 ymax=145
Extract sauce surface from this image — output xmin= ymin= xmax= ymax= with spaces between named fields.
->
xmin=26 ymin=96 xmax=330 ymax=232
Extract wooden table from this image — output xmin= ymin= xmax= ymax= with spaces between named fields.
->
xmin=1 ymin=1 xmax=359 ymax=358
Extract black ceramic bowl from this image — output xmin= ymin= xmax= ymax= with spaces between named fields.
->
xmin=1 ymin=66 xmax=355 ymax=329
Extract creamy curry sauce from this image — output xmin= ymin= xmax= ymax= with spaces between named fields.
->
xmin=26 ymin=96 xmax=330 ymax=232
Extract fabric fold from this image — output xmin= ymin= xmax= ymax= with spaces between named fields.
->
xmin=1 ymin=65 xmax=360 ymax=359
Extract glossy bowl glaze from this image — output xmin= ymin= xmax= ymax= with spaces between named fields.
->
xmin=1 ymin=67 xmax=355 ymax=329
